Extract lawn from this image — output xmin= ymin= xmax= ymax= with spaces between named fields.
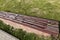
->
xmin=0 ymin=0 xmax=60 ymax=21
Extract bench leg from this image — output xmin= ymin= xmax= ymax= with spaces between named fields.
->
xmin=57 ymin=21 xmax=60 ymax=40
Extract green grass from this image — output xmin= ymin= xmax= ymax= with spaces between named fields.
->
xmin=0 ymin=0 xmax=60 ymax=21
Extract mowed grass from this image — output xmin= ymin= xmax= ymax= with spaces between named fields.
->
xmin=0 ymin=0 xmax=60 ymax=21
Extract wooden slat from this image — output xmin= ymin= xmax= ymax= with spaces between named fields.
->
xmin=0 ymin=12 xmax=59 ymax=36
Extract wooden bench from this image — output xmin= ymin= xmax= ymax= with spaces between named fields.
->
xmin=15 ymin=15 xmax=59 ymax=36
xmin=0 ymin=12 xmax=59 ymax=37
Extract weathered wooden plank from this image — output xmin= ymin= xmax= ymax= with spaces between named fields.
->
xmin=0 ymin=11 xmax=59 ymax=36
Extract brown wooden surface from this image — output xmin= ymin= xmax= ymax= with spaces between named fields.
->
xmin=0 ymin=12 xmax=59 ymax=36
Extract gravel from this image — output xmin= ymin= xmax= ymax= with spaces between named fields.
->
xmin=0 ymin=30 xmax=19 ymax=40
